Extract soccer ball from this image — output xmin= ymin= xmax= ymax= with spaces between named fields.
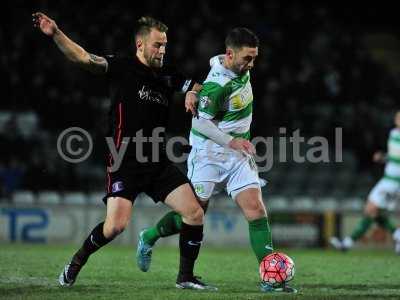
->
xmin=259 ymin=252 xmax=295 ymax=287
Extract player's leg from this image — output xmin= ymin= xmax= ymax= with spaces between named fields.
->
xmin=234 ymin=187 xmax=296 ymax=293
xmin=393 ymin=227 xmax=400 ymax=254
xmin=375 ymin=209 xmax=397 ymax=234
xmin=375 ymin=208 xmax=400 ymax=253
xmin=227 ymin=155 xmax=296 ymax=293
xmin=136 ymin=183 xmax=212 ymax=272
xmin=163 ymin=183 xmax=216 ymax=290
xmin=331 ymin=200 xmax=385 ymax=250
xmin=141 ymin=162 xmax=216 ymax=290
xmin=137 ymin=149 xmax=216 ymax=272
xmin=234 ymin=187 xmax=273 ymax=263
xmin=136 ymin=199 xmax=209 ymax=272
xmin=139 ymin=200 xmax=209 ymax=249
xmin=342 ymin=203 xmax=397 ymax=250
xmin=227 ymin=153 xmax=273 ymax=263
xmin=347 ymin=200 xmax=378 ymax=246
xmin=332 ymin=179 xmax=398 ymax=250
xmin=59 ymin=196 xmax=133 ymax=286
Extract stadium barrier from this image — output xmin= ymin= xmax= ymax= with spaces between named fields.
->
xmin=1 ymin=192 xmax=398 ymax=248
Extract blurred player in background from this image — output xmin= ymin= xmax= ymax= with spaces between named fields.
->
xmin=32 ymin=12 xmax=216 ymax=290
xmin=331 ymin=111 xmax=400 ymax=253
xmin=137 ymin=27 xmax=296 ymax=293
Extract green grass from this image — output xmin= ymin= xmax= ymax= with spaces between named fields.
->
xmin=1 ymin=244 xmax=400 ymax=300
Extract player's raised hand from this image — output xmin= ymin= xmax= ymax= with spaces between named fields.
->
xmin=228 ymin=138 xmax=256 ymax=155
xmin=372 ymin=151 xmax=386 ymax=163
xmin=185 ymin=91 xmax=198 ymax=117
xmin=32 ymin=12 xmax=58 ymax=37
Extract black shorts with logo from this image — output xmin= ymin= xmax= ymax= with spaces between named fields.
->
xmin=103 ymin=160 xmax=191 ymax=204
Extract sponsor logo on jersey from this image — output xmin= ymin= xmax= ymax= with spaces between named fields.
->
xmin=231 ymin=94 xmax=245 ymax=109
xmin=138 ymin=85 xmax=168 ymax=106
xmin=229 ymin=83 xmax=253 ymax=110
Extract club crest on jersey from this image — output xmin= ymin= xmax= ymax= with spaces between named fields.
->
xmin=199 ymin=96 xmax=210 ymax=109
xmin=194 ymin=184 xmax=205 ymax=195
xmin=112 ymin=181 xmax=124 ymax=193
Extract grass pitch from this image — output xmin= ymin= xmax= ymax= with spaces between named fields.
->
xmin=1 ymin=244 xmax=400 ymax=299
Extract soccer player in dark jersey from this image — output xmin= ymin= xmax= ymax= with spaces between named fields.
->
xmin=32 ymin=12 xmax=215 ymax=290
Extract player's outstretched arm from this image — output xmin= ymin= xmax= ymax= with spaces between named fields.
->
xmin=32 ymin=12 xmax=108 ymax=74
xmin=372 ymin=151 xmax=387 ymax=163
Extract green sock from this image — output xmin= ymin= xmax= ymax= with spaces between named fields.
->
xmin=142 ymin=227 xmax=159 ymax=246
xmin=142 ymin=211 xmax=182 ymax=246
xmin=248 ymin=217 xmax=273 ymax=264
xmin=375 ymin=213 xmax=397 ymax=234
xmin=350 ymin=216 xmax=374 ymax=241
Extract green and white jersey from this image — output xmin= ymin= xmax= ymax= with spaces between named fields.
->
xmin=385 ymin=128 xmax=400 ymax=181
xmin=190 ymin=55 xmax=253 ymax=152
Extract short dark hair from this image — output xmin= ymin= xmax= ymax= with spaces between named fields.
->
xmin=134 ymin=16 xmax=168 ymax=39
xmin=225 ymin=27 xmax=259 ymax=50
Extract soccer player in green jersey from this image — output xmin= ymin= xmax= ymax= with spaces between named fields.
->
xmin=137 ymin=27 xmax=296 ymax=293
xmin=331 ymin=111 xmax=400 ymax=253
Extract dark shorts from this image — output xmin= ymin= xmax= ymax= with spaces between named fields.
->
xmin=103 ymin=160 xmax=191 ymax=204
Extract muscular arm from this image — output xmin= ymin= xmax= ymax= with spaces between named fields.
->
xmin=53 ymin=30 xmax=108 ymax=74
xmin=33 ymin=12 xmax=108 ymax=74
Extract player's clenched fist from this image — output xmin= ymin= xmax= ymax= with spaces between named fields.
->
xmin=32 ymin=12 xmax=58 ymax=37
xmin=185 ymin=91 xmax=198 ymax=117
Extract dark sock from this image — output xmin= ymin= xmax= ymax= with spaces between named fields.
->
xmin=73 ymin=222 xmax=113 ymax=265
xmin=178 ymin=222 xmax=203 ymax=280
xmin=143 ymin=211 xmax=182 ymax=246
xmin=375 ymin=214 xmax=397 ymax=234
xmin=350 ymin=216 xmax=374 ymax=241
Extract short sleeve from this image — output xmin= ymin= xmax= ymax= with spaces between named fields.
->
xmin=164 ymin=66 xmax=195 ymax=93
xmin=197 ymin=82 xmax=226 ymax=119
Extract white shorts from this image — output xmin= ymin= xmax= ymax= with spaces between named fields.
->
xmin=187 ymin=148 xmax=260 ymax=200
xmin=368 ymin=177 xmax=400 ymax=210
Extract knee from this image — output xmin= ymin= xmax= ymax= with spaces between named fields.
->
xmin=244 ymin=203 xmax=266 ymax=221
xmin=248 ymin=208 xmax=266 ymax=221
xmin=104 ymin=221 xmax=127 ymax=239
xmin=184 ymin=205 xmax=204 ymax=225
xmin=364 ymin=201 xmax=379 ymax=218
